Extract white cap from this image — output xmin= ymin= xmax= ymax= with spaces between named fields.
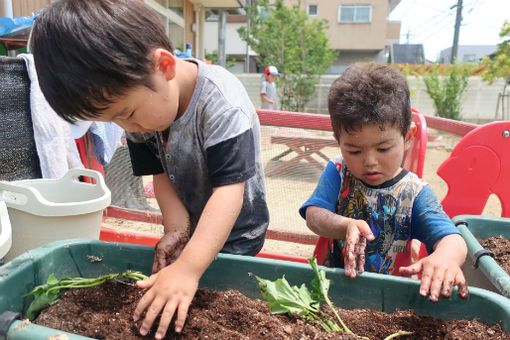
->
xmin=264 ymin=66 xmax=280 ymax=76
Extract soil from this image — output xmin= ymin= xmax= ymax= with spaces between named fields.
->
xmin=481 ymin=236 xmax=510 ymax=274
xmin=33 ymin=281 xmax=509 ymax=340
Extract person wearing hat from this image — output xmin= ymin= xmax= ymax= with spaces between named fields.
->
xmin=260 ymin=65 xmax=280 ymax=110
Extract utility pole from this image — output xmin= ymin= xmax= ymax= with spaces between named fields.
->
xmin=245 ymin=0 xmax=251 ymax=73
xmin=218 ymin=9 xmax=227 ymax=68
xmin=451 ymin=0 xmax=463 ymax=64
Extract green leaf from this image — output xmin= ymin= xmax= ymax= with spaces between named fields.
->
xmin=309 ymin=258 xmax=329 ymax=302
xmin=23 ymin=270 xmax=148 ymax=320
xmin=256 ymin=275 xmax=319 ymax=316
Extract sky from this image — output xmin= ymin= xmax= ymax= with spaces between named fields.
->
xmin=389 ymin=0 xmax=510 ymax=61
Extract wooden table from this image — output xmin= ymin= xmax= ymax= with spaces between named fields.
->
xmin=266 ymin=135 xmax=338 ymax=177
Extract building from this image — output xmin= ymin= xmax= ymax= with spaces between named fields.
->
xmin=3 ymin=0 xmax=402 ymax=73
xmin=294 ymin=0 xmax=402 ymax=73
xmin=439 ymin=45 xmax=497 ymax=64
xmin=1 ymin=0 xmax=244 ymax=60
xmin=203 ymin=0 xmax=402 ymax=73
xmin=390 ymin=43 xmax=425 ymax=64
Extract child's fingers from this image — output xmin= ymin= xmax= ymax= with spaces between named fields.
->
xmin=343 ymin=230 xmax=359 ymax=278
xmin=440 ymin=270 xmax=456 ymax=298
xmin=154 ymin=300 xmax=178 ymax=339
xmin=353 ymin=220 xmax=375 ymax=241
xmin=415 ymin=263 xmax=433 ymax=298
xmin=427 ymin=267 xmax=446 ymax=302
xmin=152 ymin=251 xmax=167 ymax=274
xmin=135 ymin=273 xmax=157 ymax=289
xmin=355 ymin=237 xmax=366 ymax=274
xmin=455 ymin=272 xmax=469 ymax=299
xmin=139 ymin=296 xmax=166 ymax=336
xmin=343 ymin=248 xmax=357 ymax=278
xmin=398 ymin=261 xmax=422 ymax=276
xmin=174 ymin=297 xmax=192 ymax=333
xmin=133 ymin=287 xmax=155 ymax=321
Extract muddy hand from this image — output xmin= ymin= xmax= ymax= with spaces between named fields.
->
xmin=400 ymin=258 xmax=469 ymax=302
xmin=152 ymin=232 xmax=190 ymax=274
xmin=135 ymin=262 xmax=198 ymax=339
xmin=344 ymin=219 xmax=374 ymax=278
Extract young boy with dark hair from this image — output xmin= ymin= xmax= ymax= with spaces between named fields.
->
xmin=300 ymin=64 xmax=469 ymax=303
xmin=30 ymin=0 xmax=269 ymax=338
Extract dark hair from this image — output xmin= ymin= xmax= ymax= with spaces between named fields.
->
xmin=30 ymin=0 xmax=174 ymax=122
xmin=328 ymin=64 xmax=411 ymax=138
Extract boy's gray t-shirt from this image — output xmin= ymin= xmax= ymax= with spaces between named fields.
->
xmin=260 ymin=78 xmax=278 ymax=110
xmin=126 ymin=59 xmax=269 ymax=256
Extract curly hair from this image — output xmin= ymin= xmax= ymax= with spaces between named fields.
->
xmin=30 ymin=0 xmax=174 ymax=122
xmin=328 ymin=64 xmax=411 ymax=138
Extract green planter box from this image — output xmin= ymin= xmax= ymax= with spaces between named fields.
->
xmin=453 ymin=215 xmax=510 ymax=298
xmin=1 ymin=239 xmax=510 ymax=339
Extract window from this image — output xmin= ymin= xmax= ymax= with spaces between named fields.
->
xmin=257 ymin=5 xmax=275 ymax=19
xmin=308 ymin=4 xmax=318 ymax=16
xmin=338 ymin=4 xmax=372 ymax=23
xmin=463 ymin=54 xmax=476 ymax=63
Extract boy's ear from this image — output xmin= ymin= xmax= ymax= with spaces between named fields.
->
xmin=404 ymin=122 xmax=417 ymax=149
xmin=153 ymin=48 xmax=176 ymax=81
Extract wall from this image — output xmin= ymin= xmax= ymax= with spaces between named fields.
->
xmin=3 ymin=0 xmax=49 ymax=17
xmin=235 ymin=73 xmax=507 ymax=123
xmin=203 ymin=21 xmax=252 ymax=55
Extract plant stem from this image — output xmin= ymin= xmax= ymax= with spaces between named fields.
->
xmin=383 ymin=330 xmax=414 ymax=340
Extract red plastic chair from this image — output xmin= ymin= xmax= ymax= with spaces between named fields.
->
xmin=438 ymin=121 xmax=510 ymax=218
xmin=313 ymin=109 xmax=428 ymax=266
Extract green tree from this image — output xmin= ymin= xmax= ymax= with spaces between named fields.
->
xmin=481 ymin=21 xmax=510 ymax=83
xmin=422 ymin=65 xmax=470 ymax=120
xmin=238 ymin=0 xmax=336 ymax=112
xmin=481 ymin=21 xmax=510 ymax=119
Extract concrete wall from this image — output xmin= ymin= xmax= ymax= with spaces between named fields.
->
xmin=235 ymin=73 xmax=507 ymax=123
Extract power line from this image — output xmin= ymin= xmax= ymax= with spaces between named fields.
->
xmin=414 ymin=15 xmax=457 ymax=42
xmin=407 ymin=9 xmax=456 ymax=39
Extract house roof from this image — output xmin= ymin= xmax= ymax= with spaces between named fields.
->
xmin=391 ymin=44 xmax=425 ymax=64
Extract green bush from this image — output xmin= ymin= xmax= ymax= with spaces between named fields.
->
xmin=422 ymin=65 xmax=470 ymax=121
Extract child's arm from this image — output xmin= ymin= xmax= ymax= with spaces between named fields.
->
xmin=306 ymin=206 xmax=374 ymax=278
xmin=399 ymin=234 xmax=468 ymax=302
xmin=260 ymin=93 xmax=274 ymax=105
xmin=133 ymin=181 xmax=245 ymax=339
xmin=151 ymin=173 xmax=191 ymax=273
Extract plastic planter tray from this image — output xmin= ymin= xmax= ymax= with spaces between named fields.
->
xmin=1 ymin=239 xmax=510 ymax=340
xmin=453 ymin=215 xmax=510 ymax=298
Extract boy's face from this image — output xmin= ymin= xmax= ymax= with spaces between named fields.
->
xmin=94 ymin=71 xmax=179 ymax=133
xmin=337 ymin=122 xmax=410 ymax=186
xmin=265 ymin=74 xmax=276 ymax=83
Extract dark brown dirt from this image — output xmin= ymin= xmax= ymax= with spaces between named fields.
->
xmin=480 ymin=235 xmax=510 ymax=274
xmin=32 ymin=281 xmax=509 ymax=340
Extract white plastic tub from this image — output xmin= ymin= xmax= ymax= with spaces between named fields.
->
xmin=0 ymin=169 xmax=111 ymax=261
xmin=0 ymin=199 xmax=12 ymax=261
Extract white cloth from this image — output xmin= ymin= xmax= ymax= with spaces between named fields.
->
xmin=69 ymin=120 xmax=93 ymax=139
xmin=88 ymin=122 xmax=123 ymax=166
xmin=19 ymin=53 xmax=83 ymax=178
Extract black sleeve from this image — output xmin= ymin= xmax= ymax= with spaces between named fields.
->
xmin=207 ymin=129 xmax=255 ymax=187
xmin=126 ymin=138 xmax=164 ymax=176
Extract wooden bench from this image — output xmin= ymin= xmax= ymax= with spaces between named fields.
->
xmin=266 ymin=135 xmax=338 ymax=177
